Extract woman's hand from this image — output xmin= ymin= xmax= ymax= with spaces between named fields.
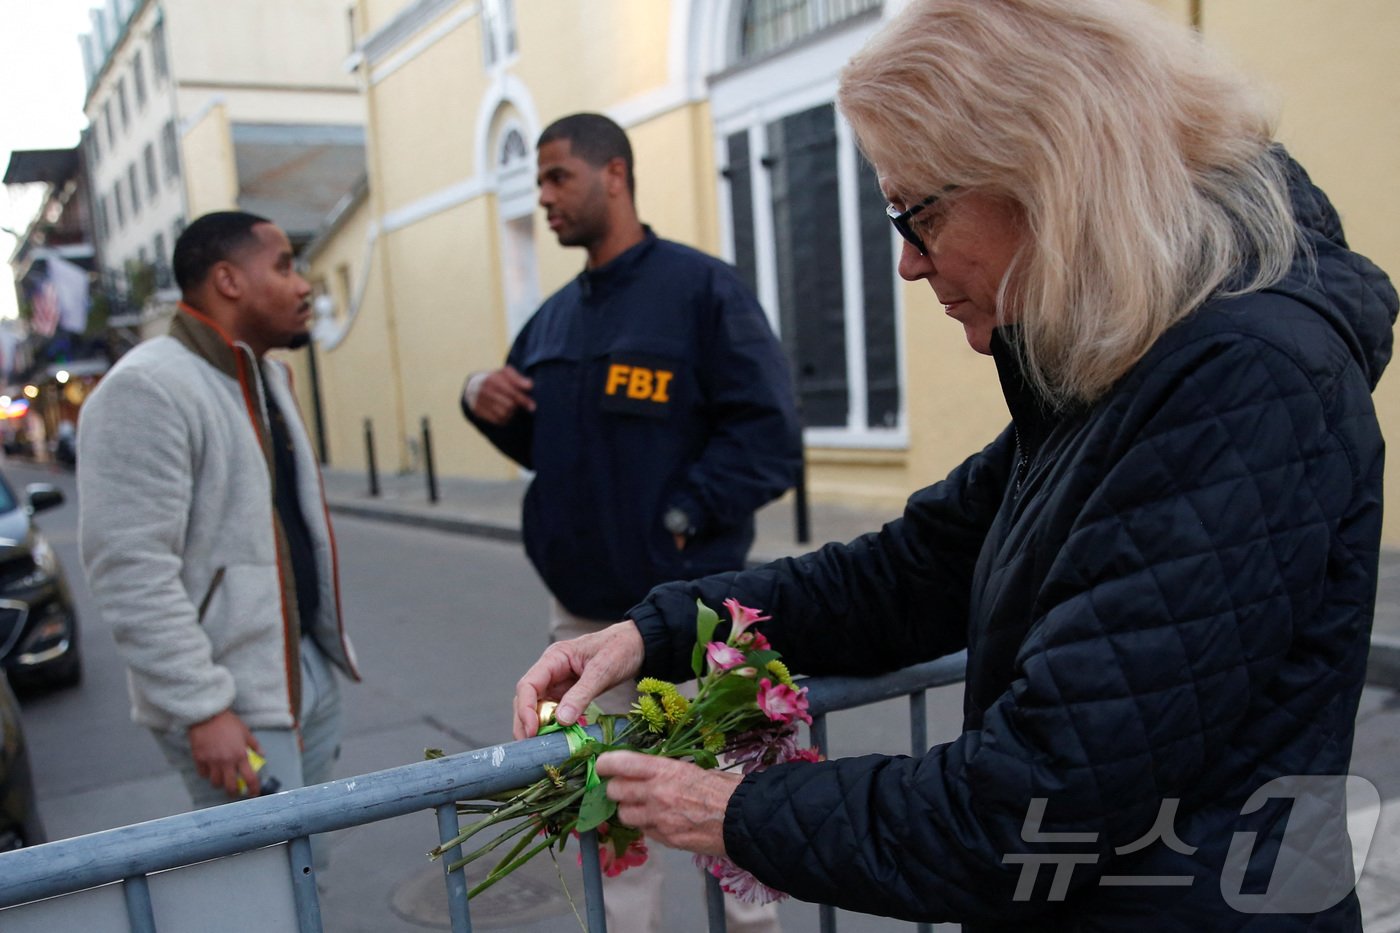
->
xmin=596 ymin=751 xmax=741 ymax=856
xmin=513 ymin=620 xmax=646 ymax=739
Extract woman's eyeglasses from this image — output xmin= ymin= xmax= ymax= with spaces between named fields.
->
xmin=885 ymin=187 xmax=957 ymax=256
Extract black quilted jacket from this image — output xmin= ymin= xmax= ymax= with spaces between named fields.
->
xmin=628 ymin=156 xmax=1397 ymax=931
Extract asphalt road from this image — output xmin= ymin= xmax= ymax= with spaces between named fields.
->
xmin=2 ymin=460 xmax=958 ymax=932
xmin=3 ymin=458 xmax=1395 ymax=931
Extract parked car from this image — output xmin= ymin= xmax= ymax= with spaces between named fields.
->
xmin=0 ymin=473 xmax=81 ymax=690
xmin=1 ymin=669 xmax=45 ymax=850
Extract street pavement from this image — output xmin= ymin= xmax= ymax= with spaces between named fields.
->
xmin=2 ymin=457 xmax=1397 ymax=931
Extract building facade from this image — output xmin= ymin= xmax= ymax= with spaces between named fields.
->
xmin=291 ymin=0 xmax=1400 ymax=540
xmin=79 ymin=0 xmax=367 ymax=335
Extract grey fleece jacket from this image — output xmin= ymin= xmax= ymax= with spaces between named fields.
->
xmin=77 ymin=306 xmax=359 ymax=732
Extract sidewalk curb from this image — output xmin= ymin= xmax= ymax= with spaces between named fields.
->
xmin=328 ymin=495 xmax=1400 ymax=692
xmin=329 ymin=496 xmax=811 ymax=569
xmin=328 ymin=501 xmax=521 ymax=543
xmin=1367 ymin=636 xmax=1400 ymax=692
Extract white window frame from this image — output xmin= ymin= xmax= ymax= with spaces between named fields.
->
xmin=710 ymin=17 xmax=908 ymax=449
xmin=481 ymin=0 xmax=519 ymax=72
xmin=493 ymin=117 xmax=539 ymax=342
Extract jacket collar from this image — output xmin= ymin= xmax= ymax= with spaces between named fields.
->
xmin=169 ymin=301 xmax=251 ymax=379
xmin=990 ymin=326 xmax=1059 ymax=456
xmin=576 ymin=226 xmax=658 ymax=300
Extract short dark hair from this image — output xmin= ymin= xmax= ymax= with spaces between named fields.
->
xmin=538 ymin=113 xmax=635 ymax=198
xmin=172 ymin=210 xmax=272 ymax=293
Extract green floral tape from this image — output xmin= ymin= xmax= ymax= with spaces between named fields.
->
xmin=539 ymin=721 xmax=600 ymax=790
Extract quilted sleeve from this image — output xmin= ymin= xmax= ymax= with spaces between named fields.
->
xmin=629 ymin=427 xmax=1015 ymax=681
xmin=723 ymin=331 xmax=1370 ymax=924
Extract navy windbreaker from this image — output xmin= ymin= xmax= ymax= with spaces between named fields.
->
xmin=629 ymin=154 xmax=1397 ymax=930
xmin=467 ymin=230 xmax=801 ymax=620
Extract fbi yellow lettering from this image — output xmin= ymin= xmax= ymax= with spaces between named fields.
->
xmin=627 ymin=368 xmax=655 ymax=399
xmin=651 ymin=370 xmax=673 ymax=403
xmin=606 ymin=364 xmax=631 ymax=395
xmin=605 ymin=363 xmax=675 ymax=404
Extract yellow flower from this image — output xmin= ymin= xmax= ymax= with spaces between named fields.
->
xmin=766 ymin=659 xmax=795 ymax=687
xmin=637 ymin=677 xmax=689 ymax=725
xmin=635 ymin=695 xmax=667 ymax=733
xmin=661 ymin=691 xmax=691 ymax=725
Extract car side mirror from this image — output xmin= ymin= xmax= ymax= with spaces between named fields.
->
xmin=25 ymin=484 xmax=65 ymax=514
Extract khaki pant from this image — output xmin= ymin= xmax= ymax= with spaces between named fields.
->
xmin=154 ymin=634 xmax=342 ymax=871
xmin=550 ymin=600 xmax=781 ymax=933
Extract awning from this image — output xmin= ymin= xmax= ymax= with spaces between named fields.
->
xmin=231 ymin=123 xmax=367 ymax=244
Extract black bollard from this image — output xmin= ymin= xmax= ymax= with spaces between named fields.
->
xmin=421 ymin=416 xmax=438 ymax=504
xmin=364 ymin=419 xmax=379 ymax=497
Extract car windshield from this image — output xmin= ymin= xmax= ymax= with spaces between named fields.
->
xmin=0 ymin=475 xmax=18 ymax=514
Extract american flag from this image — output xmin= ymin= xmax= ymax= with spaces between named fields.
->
xmin=29 ymin=279 xmax=60 ymax=338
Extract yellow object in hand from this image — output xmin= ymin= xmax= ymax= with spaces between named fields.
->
xmin=235 ymin=748 xmax=269 ymax=796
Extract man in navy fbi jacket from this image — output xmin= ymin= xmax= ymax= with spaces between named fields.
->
xmin=461 ymin=112 xmax=800 ymax=932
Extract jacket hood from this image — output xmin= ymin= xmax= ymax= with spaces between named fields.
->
xmin=1272 ymin=153 xmax=1398 ymax=390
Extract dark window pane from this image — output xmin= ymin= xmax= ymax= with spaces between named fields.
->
xmin=725 ymin=131 xmax=758 ymax=296
xmin=152 ymin=19 xmax=168 ymax=81
xmin=857 ymin=154 xmax=899 ymax=428
xmin=767 ymin=103 xmax=846 ymax=427
xmin=738 ymin=0 xmax=881 ymax=62
xmin=132 ymin=52 xmax=146 ymax=108
xmin=128 ymin=163 xmax=141 ymax=214
xmin=161 ymin=120 xmax=180 ymax=181
xmin=144 ymin=143 xmax=158 ymax=199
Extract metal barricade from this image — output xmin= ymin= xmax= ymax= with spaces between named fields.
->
xmin=0 ymin=652 xmax=966 ymax=932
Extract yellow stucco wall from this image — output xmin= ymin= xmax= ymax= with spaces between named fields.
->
xmin=172 ymin=87 xmax=365 ymax=127
xmin=509 ymin=1 xmax=671 ymax=121
xmin=382 ymin=201 xmax=505 ymax=476
xmin=180 ymin=102 xmax=239 ymax=218
xmin=315 ymin=0 xmax=1400 ymax=536
xmin=1197 ymin=0 xmax=1400 ymax=543
xmin=368 ymin=27 xmax=482 ymax=210
xmin=164 ymin=0 xmax=360 ymax=92
xmin=284 ymin=198 xmax=392 ymax=471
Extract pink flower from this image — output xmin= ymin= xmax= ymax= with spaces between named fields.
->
xmin=578 ymin=823 xmax=649 ymax=877
xmin=732 ymin=666 xmax=758 ymax=678
xmin=706 ymin=642 xmax=746 ymax=672
xmin=599 ymin=836 xmax=648 ymax=877
xmin=693 ymin=854 xmax=787 ymax=905
xmin=736 ymin=630 xmax=771 ymax=651
xmin=723 ymin=598 xmax=770 ymax=641
xmin=756 ymin=678 xmax=812 ymax=725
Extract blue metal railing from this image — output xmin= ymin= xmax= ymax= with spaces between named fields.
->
xmin=0 ymin=652 xmax=967 ymax=931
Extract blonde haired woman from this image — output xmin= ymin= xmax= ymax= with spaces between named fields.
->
xmin=512 ymin=1 xmax=1397 ymax=927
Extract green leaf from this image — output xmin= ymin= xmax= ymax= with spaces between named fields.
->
xmin=742 ymin=650 xmax=781 ymax=670
xmin=690 ymin=749 xmax=718 ymax=770
xmin=424 ymin=747 xmax=446 ymax=760
xmin=701 ymin=672 xmax=761 ymax=713
xmin=696 ymin=599 xmax=720 ymax=645
xmin=575 ymin=780 xmax=617 ymax=833
xmin=692 ymin=599 xmax=721 ymax=677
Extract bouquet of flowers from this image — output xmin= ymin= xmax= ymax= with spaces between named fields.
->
xmin=428 ymin=598 xmax=821 ymax=906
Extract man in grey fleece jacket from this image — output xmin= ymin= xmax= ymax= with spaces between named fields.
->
xmin=78 ymin=211 xmax=359 ymax=810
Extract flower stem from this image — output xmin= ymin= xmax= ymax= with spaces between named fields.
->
xmin=464 ymin=835 xmax=556 ymax=897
